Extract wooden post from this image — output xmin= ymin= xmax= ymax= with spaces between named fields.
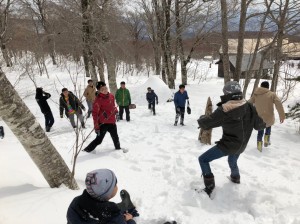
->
xmin=199 ymin=97 xmax=212 ymax=145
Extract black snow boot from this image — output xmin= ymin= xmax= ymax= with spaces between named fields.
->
xmin=203 ymin=173 xmax=215 ymax=197
xmin=229 ymin=175 xmax=240 ymax=184
xmin=46 ymin=126 xmax=51 ymax=132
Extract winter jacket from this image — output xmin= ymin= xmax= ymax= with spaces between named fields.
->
xmin=35 ymin=90 xmax=52 ymax=114
xmin=59 ymin=92 xmax=85 ymax=117
xmin=84 ymin=85 xmax=96 ymax=102
xmin=248 ymin=87 xmax=285 ymax=127
xmin=93 ymin=92 xmax=118 ymax=130
xmin=174 ymin=91 xmax=189 ymax=108
xmin=198 ymin=99 xmax=265 ymax=155
xmin=146 ymin=90 xmax=158 ymax=104
xmin=67 ymin=190 xmax=136 ymax=224
xmin=115 ymin=88 xmax=131 ymax=106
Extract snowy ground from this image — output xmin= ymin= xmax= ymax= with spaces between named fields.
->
xmin=1 ymin=60 xmax=300 ymax=224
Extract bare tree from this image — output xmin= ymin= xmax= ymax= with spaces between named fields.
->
xmin=220 ymin=0 xmax=231 ymax=83
xmin=0 ymin=0 xmax=13 ymax=67
xmin=81 ymin=0 xmax=98 ymax=82
xmin=0 ymin=69 xmax=78 ymax=189
xmin=21 ymin=0 xmax=58 ymax=65
xmin=233 ymin=0 xmax=251 ymax=81
xmin=268 ymin=0 xmax=300 ymax=91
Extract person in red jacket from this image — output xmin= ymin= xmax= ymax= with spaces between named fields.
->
xmin=83 ymin=81 xmax=121 ymax=152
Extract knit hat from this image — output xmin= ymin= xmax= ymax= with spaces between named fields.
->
xmin=261 ymin=81 xmax=269 ymax=89
xmin=223 ymin=81 xmax=242 ymax=95
xmin=96 ymin=81 xmax=106 ymax=90
xmin=85 ymin=169 xmax=117 ymax=201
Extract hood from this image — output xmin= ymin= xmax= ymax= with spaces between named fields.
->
xmin=253 ymin=87 xmax=270 ymax=95
xmin=222 ymin=99 xmax=247 ymax=113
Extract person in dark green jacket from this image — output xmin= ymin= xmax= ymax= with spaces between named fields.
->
xmin=115 ymin=81 xmax=131 ymax=121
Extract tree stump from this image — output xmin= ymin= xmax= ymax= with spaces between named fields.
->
xmin=199 ymin=97 xmax=213 ymax=145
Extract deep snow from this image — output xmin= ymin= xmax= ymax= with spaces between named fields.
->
xmin=0 ymin=60 xmax=300 ymax=224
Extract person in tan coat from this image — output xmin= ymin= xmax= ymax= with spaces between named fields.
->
xmin=248 ymin=81 xmax=285 ymax=151
xmin=83 ymin=79 xmax=96 ymax=118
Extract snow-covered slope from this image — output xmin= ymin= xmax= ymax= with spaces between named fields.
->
xmin=0 ymin=61 xmax=300 ymax=224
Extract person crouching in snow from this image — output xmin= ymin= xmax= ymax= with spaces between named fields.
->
xmin=67 ymin=169 xmax=136 ymax=224
xmin=146 ymin=87 xmax=158 ymax=115
xmin=197 ymin=81 xmax=265 ymax=197
xmin=83 ymin=81 xmax=121 ymax=152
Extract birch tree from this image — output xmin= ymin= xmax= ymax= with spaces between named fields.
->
xmin=0 ymin=69 xmax=78 ymax=190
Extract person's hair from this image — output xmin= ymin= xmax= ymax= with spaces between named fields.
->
xmin=62 ymin=88 xmax=68 ymax=92
xmin=96 ymin=81 xmax=106 ymax=90
xmin=179 ymin=84 xmax=185 ymax=89
xmin=260 ymin=81 xmax=269 ymax=89
xmin=88 ymin=79 xmax=93 ymax=84
xmin=147 ymin=87 xmax=151 ymax=90
xmin=120 ymin=81 xmax=125 ymax=85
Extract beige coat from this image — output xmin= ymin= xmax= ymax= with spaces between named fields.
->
xmin=248 ymin=87 xmax=285 ymax=127
xmin=83 ymin=85 xmax=96 ymax=102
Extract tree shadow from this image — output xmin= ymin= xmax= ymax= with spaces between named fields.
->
xmin=0 ymin=184 xmax=41 ymax=199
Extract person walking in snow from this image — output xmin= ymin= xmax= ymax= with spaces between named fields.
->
xmin=67 ymin=169 xmax=136 ymax=224
xmin=115 ymin=81 xmax=131 ymax=122
xmin=83 ymin=79 xmax=96 ymax=118
xmin=146 ymin=87 xmax=158 ymax=115
xmin=35 ymin=87 xmax=54 ymax=132
xmin=248 ymin=81 xmax=285 ymax=151
xmin=59 ymin=88 xmax=86 ymax=129
xmin=197 ymin=81 xmax=265 ymax=197
xmin=83 ymin=81 xmax=121 ymax=152
xmin=174 ymin=84 xmax=189 ymax=126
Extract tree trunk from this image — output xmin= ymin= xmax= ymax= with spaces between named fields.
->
xmin=175 ymin=0 xmax=187 ymax=85
xmin=106 ymin=55 xmax=117 ymax=95
xmin=162 ymin=0 xmax=174 ymax=89
xmin=97 ymin=55 xmax=105 ymax=81
xmin=0 ymin=70 xmax=78 ymax=190
xmin=242 ymin=1 xmax=272 ymax=97
xmin=221 ymin=0 xmax=231 ymax=83
xmin=81 ymin=0 xmax=97 ymax=82
xmin=199 ymin=97 xmax=212 ymax=144
xmin=0 ymin=43 xmax=12 ymax=67
xmin=234 ymin=0 xmax=248 ymax=82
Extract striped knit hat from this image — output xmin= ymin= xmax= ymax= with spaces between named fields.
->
xmin=85 ymin=169 xmax=117 ymax=201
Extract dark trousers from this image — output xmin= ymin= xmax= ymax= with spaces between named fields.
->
xmin=119 ymin=106 xmax=130 ymax=121
xmin=175 ymin=107 xmax=185 ymax=124
xmin=148 ymin=102 xmax=156 ymax=114
xmin=44 ymin=111 xmax=54 ymax=128
xmin=84 ymin=124 xmax=120 ymax=152
xmin=198 ymin=145 xmax=240 ymax=177
xmin=257 ymin=126 xmax=271 ymax=141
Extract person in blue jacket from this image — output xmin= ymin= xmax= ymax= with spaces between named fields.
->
xmin=67 ymin=169 xmax=136 ymax=224
xmin=174 ymin=84 xmax=189 ymax=126
xmin=146 ymin=87 xmax=158 ymax=115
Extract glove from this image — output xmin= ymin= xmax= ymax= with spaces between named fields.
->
xmin=116 ymin=112 xmax=120 ymax=122
xmin=176 ymin=107 xmax=181 ymax=113
xmin=103 ymin=111 xmax=108 ymax=119
xmin=60 ymin=115 xmax=63 ymax=118
xmin=95 ymin=129 xmax=101 ymax=136
xmin=156 ymin=101 xmax=158 ymax=105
